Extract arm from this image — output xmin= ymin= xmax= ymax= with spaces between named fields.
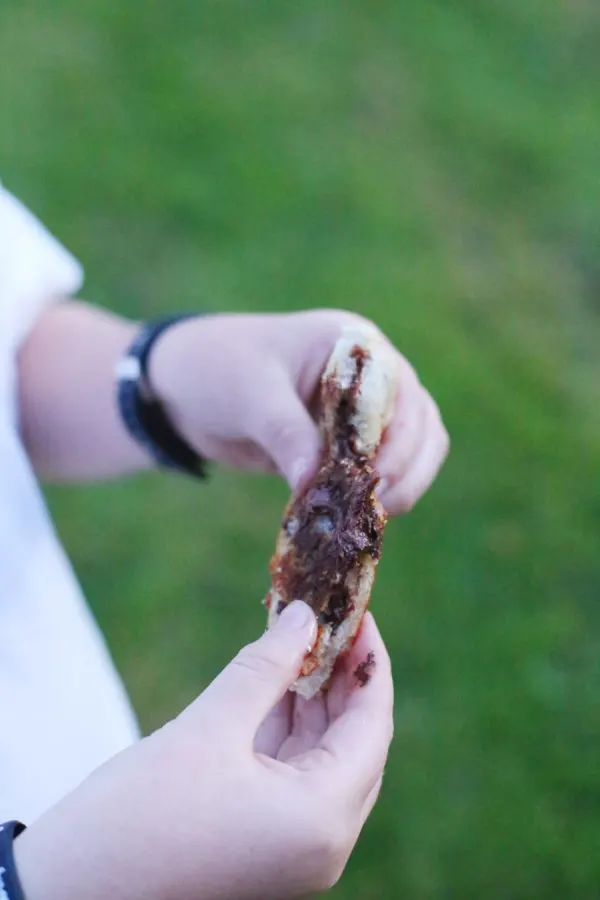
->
xmin=18 ymin=304 xmax=449 ymax=513
xmin=18 ymin=301 xmax=147 ymax=480
xmin=13 ymin=605 xmax=393 ymax=900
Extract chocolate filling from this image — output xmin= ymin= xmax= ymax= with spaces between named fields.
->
xmin=354 ymin=651 xmax=376 ymax=687
xmin=271 ymin=348 xmax=384 ymax=629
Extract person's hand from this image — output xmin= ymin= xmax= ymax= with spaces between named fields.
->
xmin=149 ymin=310 xmax=449 ymax=514
xmin=14 ymin=602 xmax=393 ymax=900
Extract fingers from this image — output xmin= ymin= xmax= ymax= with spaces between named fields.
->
xmin=181 ymin=601 xmax=316 ymax=740
xmin=244 ymin=366 xmax=321 ymax=493
xmin=277 ymin=695 xmax=329 ymax=762
xmin=375 ymin=358 xmax=426 ymax=487
xmin=237 ymin=316 xmax=448 ymax=507
xmin=301 ymin=614 xmax=394 ymax=806
xmin=378 ymin=382 xmax=449 ymax=515
xmin=254 ymin=693 xmax=292 ymax=757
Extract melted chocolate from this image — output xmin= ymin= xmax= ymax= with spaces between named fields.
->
xmin=329 ymin=347 xmax=367 ymax=459
xmin=273 ymin=346 xmax=384 ymax=629
xmin=354 ymin=651 xmax=376 ymax=687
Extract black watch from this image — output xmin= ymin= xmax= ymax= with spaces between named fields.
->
xmin=116 ymin=314 xmax=209 ymax=479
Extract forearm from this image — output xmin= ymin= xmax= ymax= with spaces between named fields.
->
xmin=18 ymin=301 xmax=151 ymax=480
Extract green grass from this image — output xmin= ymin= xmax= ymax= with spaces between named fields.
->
xmin=2 ymin=1 xmax=600 ymax=896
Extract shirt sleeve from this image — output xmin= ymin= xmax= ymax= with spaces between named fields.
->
xmin=0 ymin=183 xmax=84 ymax=351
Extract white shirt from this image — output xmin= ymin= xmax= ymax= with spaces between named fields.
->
xmin=0 ymin=185 xmax=139 ymax=824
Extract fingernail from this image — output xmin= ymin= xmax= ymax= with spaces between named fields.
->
xmin=277 ymin=600 xmax=315 ymax=633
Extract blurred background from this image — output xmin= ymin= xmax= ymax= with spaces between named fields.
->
xmin=2 ymin=1 xmax=600 ymax=896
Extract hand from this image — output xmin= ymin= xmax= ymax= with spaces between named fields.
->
xmin=149 ymin=310 xmax=449 ymax=514
xmin=15 ymin=603 xmax=393 ymax=900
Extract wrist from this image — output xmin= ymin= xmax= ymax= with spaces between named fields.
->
xmin=13 ymin=823 xmax=128 ymax=900
xmin=116 ymin=315 xmax=209 ymax=478
xmin=12 ymin=828 xmax=67 ymax=900
xmin=145 ymin=314 xmax=216 ymax=454
xmin=145 ymin=317 xmax=192 ymax=424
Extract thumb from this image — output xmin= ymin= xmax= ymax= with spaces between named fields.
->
xmin=186 ymin=602 xmax=317 ymax=738
xmin=248 ymin=376 xmax=321 ymax=493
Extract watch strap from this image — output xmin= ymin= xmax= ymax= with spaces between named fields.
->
xmin=0 ymin=821 xmax=27 ymax=900
xmin=116 ymin=314 xmax=208 ymax=479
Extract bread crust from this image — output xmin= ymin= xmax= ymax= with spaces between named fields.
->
xmin=265 ymin=322 xmax=399 ymax=698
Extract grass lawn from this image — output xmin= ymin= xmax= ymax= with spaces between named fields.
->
xmin=2 ymin=1 xmax=600 ymax=896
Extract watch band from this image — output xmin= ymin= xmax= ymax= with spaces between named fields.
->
xmin=0 ymin=821 xmax=27 ymax=900
xmin=116 ymin=314 xmax=208 ymax=479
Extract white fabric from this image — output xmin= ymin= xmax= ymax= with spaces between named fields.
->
xmin=0 ymin=185 xmax=139 ymax=823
